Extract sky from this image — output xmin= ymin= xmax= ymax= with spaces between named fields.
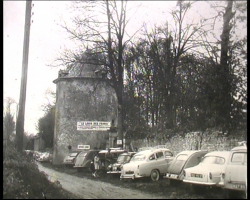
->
xmin=4 ymin=1 xmax=245 ymax=135
xmin=3 ymin=1 xmax=179 ymax=135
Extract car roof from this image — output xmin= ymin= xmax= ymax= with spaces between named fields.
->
xmin=99 ymin=149 xmax=126 ymax=153
xmin=119 ymin=152 xmax=136 ymax=156
xmin=204 ymin=151 xmax=231 ymax=158
xmin=135 ymin=148 xmax=171 ymax=156
xmin=176 ymin=150 xmax=208 ymax=157
xmin=231 ymin=145 xmax=247 ymax=151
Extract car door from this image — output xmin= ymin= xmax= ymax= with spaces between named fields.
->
xmin=156 ymin=150 xmax=174 ymax=173
xmin=155 ymin=151 xmax=167 ymax=173
xmin=225 ymin=151 xmax=247 ymax=188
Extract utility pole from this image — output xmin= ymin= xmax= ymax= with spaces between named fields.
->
xmin=16 ymin=0 xmax=32 ymax=152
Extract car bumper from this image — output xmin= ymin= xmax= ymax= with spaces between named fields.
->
xmin=224 ymin=182 xmax=247 ymax=191
xmin=107 ymin=171 xmax=121 ymax=174
xmin=63 ymin=162 xmax=74 ymax=165
xmin=120 ymin=174 xmax=144 ymax=180
xmin=163 ymin=173 xmax=179 ymax=180
xmin=183 ymin=179 xmax=216 ymax=186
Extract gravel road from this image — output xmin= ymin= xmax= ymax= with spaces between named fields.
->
xmin=37 ymin=162 xmax=167 ymax=199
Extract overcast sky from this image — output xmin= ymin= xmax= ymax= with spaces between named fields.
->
xmin=4 ymin=1 xmax=244 ymax=135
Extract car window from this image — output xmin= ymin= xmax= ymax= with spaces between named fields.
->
xmin=201 ymin=156 xmax=225 ymax=165
xmin=79 ymin=152 xmax=87 ymax=157
xmin=131 ymin=154 xmax=146 ymax=161
xmin=176 ymin=154 xmax=188 ymax=160
xmin=70 ymin=153 xmax=78 ymax=157
xmin=149 ymin=154 xmax=156 ymax=161
xmin=165 ymin=151 xmax=173 ymax=157
xmin=231 ymin=152 xmax=246 ymax=163
xmin=156 ymin=152 xmax=164 ymax=159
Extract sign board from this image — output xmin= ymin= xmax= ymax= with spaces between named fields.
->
xmin=117 ymin=140 xmax=122 ymax=145
xmin=78 ymin=145 xmax=90 ymax=150
xmin=77 ymin=121 xmax=111 ymax=131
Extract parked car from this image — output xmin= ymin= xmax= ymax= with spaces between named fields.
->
xmin=107 ymin=152 xmax=137 ymax=175
xmin=183 ymin=151 xmax=231 ymax=191
xmin=34 ymin=151 xmax=45 ymax=161
xmin=74 ymin=149 xmax=99 ymax=172
xmin=219 ymin=144 xmax=247 ymax=198
xmin=138 ymin=147 xmax=153 ymax=152
xmin=37 ymin=152 xmax=52 ymax=162
xmin=98 ymin=148 xmax=128 ymax=171
xmin=62 ymin=151 xmax=82 ymax=167
xmin=164 ymin=150 xmax=208 ymax=186
xmin=120 ymin=148 xmax=174 ymax=181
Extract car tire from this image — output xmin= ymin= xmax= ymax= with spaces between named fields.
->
xmin=150 ymin=169 xmax=160 ymax=181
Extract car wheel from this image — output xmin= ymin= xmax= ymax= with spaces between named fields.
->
xmin=150 ymin=169 xmax=160 ymax=181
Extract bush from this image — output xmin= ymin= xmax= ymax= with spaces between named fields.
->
xmin=3 ymin=146 xmax=78 ymax=199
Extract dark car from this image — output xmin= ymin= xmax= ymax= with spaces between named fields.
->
xmin=74 ymin=149 xmax=99 ymax=172
xmin=107 ymin=152 xmax=136 ymax=175
xmin=163 ymin=150 xmax=208 ymax=186
xmin=98 ymin=148 xmax=127 ymax=171
xmin=62 ymin=151 xmax=82 ymax=167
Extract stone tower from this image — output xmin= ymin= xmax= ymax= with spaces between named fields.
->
xmin=52 ymin=61 xmax=118 ymax=165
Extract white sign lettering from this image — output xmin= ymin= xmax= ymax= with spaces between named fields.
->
xmin=78 ymin=145 xmax=90 ymax=150
xmin=77 ymin=121 xmax=111 ymax=131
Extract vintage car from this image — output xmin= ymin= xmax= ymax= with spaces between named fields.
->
xmin=183 ymin=151 xmax=231 ymax=190
xmin=138 ymin=147 xmax=153 ymax=152
xmin=74 ymin=149 xmax=99 ymax=172
xmin=219 ymin=143 xmax=247 ymax=198
xmin=163 ymin=150 xmax=208 ymax=185
xmin=107 ymin=152 xmax=137 ymax=175
xmin=98 ymin=148 xmax=128 ymax=171
xmin=120 ymin=148 xmax=174 ymax=181
xmin=37 ymin=152 xmax=52 ymax=162
xmin=62 ymin=151 xmax=82 ymax=167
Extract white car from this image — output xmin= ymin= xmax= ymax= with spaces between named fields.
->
xmin=183 ymin=151 xmax=231 ymax=189
xmin=219 ymin=144 xmax=247 ymax=198
xmin=120 ymin=148 xmax=174 ymax=181
xmin=37 ymin=152 xmax=52 ymax=162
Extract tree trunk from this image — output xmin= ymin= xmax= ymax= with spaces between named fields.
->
xmin=220 ymin=0 xmax=234 ymax=134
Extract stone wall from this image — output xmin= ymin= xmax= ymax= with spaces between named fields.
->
xmin=53 ymin=77 xmax=118 ymax=164
xmin=130 ymin=129 xmax=246 ymax=155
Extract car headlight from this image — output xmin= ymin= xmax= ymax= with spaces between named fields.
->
xmin=107 ymin=164 xmax=112 ymax=170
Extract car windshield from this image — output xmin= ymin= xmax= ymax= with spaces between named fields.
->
xmin=70 ymin=153 xmax=78 ymax=157
xmin=201 ymin=156 xmax=225 ymax=165
xmin=176 ymin=154 xmax=188 ymax=161
xmin=79 ymin=152 xmax=87 ymax=157
xmin=131 ymin=154 xmax=146 ymax=161
xmin=117 ymin=155 xmax=130 ymax=163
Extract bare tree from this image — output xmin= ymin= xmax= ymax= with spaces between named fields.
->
xmin=51 ymin=0 xmax=141 ymax=148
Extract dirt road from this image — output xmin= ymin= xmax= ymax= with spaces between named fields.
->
xmin=37 ymin=162 xmax=167 ymax=199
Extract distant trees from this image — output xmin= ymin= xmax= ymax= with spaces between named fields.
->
xmin=52 ymin=0 xmax=246 ymax=140
xmin=36 ymin=90 xmax=56 ymax=148
xmin=3 ymin=97 xmax=17 ymax=147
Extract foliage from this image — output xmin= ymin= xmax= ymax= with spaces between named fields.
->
xmin=50 ymin=0 xmax=246 ymax=141
xmin=3 ymin=145 xmax=79 ymax=199
xmin=3 ymin=97 xmax=16 ymax=146
xmin=37 ymin=105 xmax=55 ymax=148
